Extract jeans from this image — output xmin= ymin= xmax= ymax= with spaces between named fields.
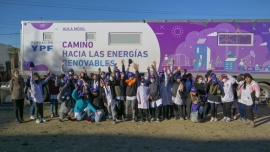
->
xmin=238 ymin=102 xmax=246 ymax=119
xmin=125 ymin=99 xmax=138 ymax=119
xmin=174 ymin=104 xmax=186 ymax=118
xmin=210 ymin=103 xmax=218 ymax=118
xmin=50 ymin=98 xmax=58 ymax=115
xmin=29 ymin=100 xmax=35 ymax=116
xmin=12 ymin=99 xmax=24 ymax=120
xmin=107 ymin=104 xmax=117 ymax=120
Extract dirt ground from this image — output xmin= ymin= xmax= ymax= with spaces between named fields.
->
xmin=0 ymin=103 xmax=270 ymax=152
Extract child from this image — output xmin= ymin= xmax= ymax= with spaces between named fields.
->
xmin=206 ymin=77 xmax=221 ymax=122
xmin=72 ymin=87 xmax=97 ymax=122
xmin=103 ymin=78 xmax=117 ymax=124
xmin=29 ymin=66 xmax=53 ymax=123
xmin=136 ymin=78 xmax=150 ymax=122
xmin=47 ymin=71 xmax=60 ymax=118
xmin=58 ymin=92 xmax=71 ymax=122
xmin=189 ymin=87 xmax=200 ymax=123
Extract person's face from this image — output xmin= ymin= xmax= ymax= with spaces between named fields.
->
xmin=74 ymin=76 xmax=78 ymax=79
xmin=197 ymin=77 xmax=203 ymax=83
xmin=93 ymin=75 xmax=97 ymax=80
xmin=14 ymin=71 xmax=19 ymax=77
xmin=176 ymin=78 xmax=181 ymax=83
xmin=245 ymin=77 xmax=251 ymax=83
xmin=191 ymin=92 xmax=197 ymax=96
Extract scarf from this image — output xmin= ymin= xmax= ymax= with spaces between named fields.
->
xmin=125 ymin=78 xmax=136 ymax=86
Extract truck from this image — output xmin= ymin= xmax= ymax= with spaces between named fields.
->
xmin=20 ymin=20 xmax=270 ymax=102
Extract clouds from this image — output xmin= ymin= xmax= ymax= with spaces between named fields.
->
xmin=260 ymin=42 xmax=267 ymax=46
xmin=207 ymin=32 xmax=217 ymax=37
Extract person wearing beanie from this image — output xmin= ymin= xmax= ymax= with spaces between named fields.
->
xmin=238 ymin=73 xmax=260 ymax=128
xmin=10 ymin=69 xmax=25 ymax=123
xmin=89 ymin=88 xmax=105 ymax=123
xmin=220 ymin=74 xmax=236 ymax=122
xmin=136 ymin=78 xmax=150 ymax=122
xmin=159 ymin=67 xmax=170 ymax=120
xmin=193 ymin=75 xmax=207 ymax=121
xmin=103 ymin=77 xmax=117 ymax=124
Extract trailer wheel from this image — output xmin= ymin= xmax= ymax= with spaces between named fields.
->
xmin=258 ymin=83 xmax=270 ymax=103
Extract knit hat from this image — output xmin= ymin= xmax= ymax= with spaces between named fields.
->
xmin=150 ymin=75 xmax=156 ymax=79
xmin=140 ymin=78 xmax=145 ymax=83
xmin=128 ymin=72 xmax=134 ymax=78
xmin=191 ymin=87 xmax=197 ymax=92
xmin=210 ymin=73 xmax=216 ymax=78
xmin=212 ymin=78 xmax=218 ymax=84
xmin=68 ymin=68 xmax=74 ymax=76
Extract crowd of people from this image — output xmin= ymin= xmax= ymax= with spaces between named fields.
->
xmin=9 ymin=59 xmax=260 ymax=128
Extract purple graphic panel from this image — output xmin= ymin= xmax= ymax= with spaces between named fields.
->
xmin=31 ymin=23 xmax=53 ymax=30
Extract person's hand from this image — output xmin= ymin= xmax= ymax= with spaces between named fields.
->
xmin=83 ymin=66 xmax=86 ymax=71
xmin=255 ymin=101 xmax=259 ymax=104
xmin=121 ymin=59 xmax=124 ymax=65
xmin=121 ymin=72 xmax=125 ymax=79
xmin=133 ymin=63 xmax=139 ymax=70
xmin=163 ymin=67 xmax=166 ymax=71
xmin=177 ymin=66 xmax=181 ymax=71
xmin=108 ymin=62 xmax=111 ymax=67
xmin=47 ymin=69 xmax=50 ymax=74
xmin=211 ymin=67 xmax=215 ymax=71
xmin=61 ymin=62 xmax=65 ymax=66
xmin=147 ymin=66 xmax=150 ymax=71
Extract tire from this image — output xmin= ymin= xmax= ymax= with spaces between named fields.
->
xmin=258 ymin=83 xmax=270 ymax=103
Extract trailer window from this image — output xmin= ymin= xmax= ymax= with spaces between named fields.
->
xmin=109 ymin=33 xmax=141 ymax=45
xmin=86 ymin=32 xmax=96 ymax=41
xmin=43 ymin=32 xmax=53 ymax=41
xmin=218 ymin=33 xmax=253 ymax=46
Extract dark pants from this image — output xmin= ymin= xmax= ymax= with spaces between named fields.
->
xmin=210 ymin=103 xmax=218 ymax=118
xmin=163 ymin=105 xmax=169 ymax=119
xmin=245 ymin=104 xmax=254 ymax=121
xmin=12 ymin=99 xmax=24 ymax=120
xmin=204 ymin=102 xmax=211 ymax=116
xmin=139 ymin=109 xmax=149 ymax=121
xmin=116 ymin=99 xmax=125 ymax=117
xmin=238 ymin=102 xmax=246 ymax=119
xmin=35 ymin=102 xmax=44 ymax=119
xmin=156 ymin=105 xmax=162 ymax=119
xmin=186 ymin=100 xmax=192 ymax=118
xmin=50 ymin=98 xmax=58 ymax=115
xmin=174 ymin=104 xmax=186 ymax=118
xmin=222 ymin=102 xmax=233 ymax=118
xmin=169 ymin=105 xmax=174 ymax=118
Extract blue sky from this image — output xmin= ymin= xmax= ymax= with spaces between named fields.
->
xmin=0 ymin=0 xmax=269 ymax=48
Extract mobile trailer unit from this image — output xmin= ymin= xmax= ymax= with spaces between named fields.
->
xmin=21 ymin=20 xmax=270 ymax=101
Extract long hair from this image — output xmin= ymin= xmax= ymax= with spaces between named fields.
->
xmin=243 ymin=73 xmax=254 ymax=90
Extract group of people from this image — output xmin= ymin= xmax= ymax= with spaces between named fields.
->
xmin=9 ymin=59 xmax=260 ymax=127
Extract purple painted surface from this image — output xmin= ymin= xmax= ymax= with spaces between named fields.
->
xmin=148 ymin=22 xmax=270 ymax=73
xmin=31 ymin=23 xmax=53 ymax=30
xmin=23 ymin=61 xmax=48 ymax=71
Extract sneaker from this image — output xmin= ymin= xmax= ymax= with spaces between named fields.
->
xmin=242 ymin=118 xmax=247 ymax=123
xmin=132 ymin=117 xmax=137 ymax=122
xmin=245 ymin=119 xmax=251 ymax=125
xmin=226 ymin=118 xmax=231 ymax=122
xmin=20 ymin=118 xmax=25 ymax=123
xmin=124 ymin=117 xmax=129 ymax=121
xmin=174 ymin=117 xmax=177 ymax=120
xmin=87 ymin=119 xmax=92 ymax=123
xmin=30 ymin=116 xmax=35 ymax=120
xmin=140 ymin=120 xmax=144 ymax=123
xmin=36 ymin=119 xmax=41 ymax=123
xmin=238 ymin=117 xmax=243 ymax=121
xmin=222 ymin=117 xmax=227 ymax=121
xmin=156 ymin=118 xmax=161 ymax=122
xmin=180 ymin=117 xmax=184 ymax=121
xmin=151 ymin=118 xmax=155 ymax=122
xmin=210 ymin=117 xmax=214 ymax=122
xmin=214 ymin=118 xmax=218 ymax=122
xmin=233 ymin=115 xmax=237 ymax=120
xmin=113 ymin=120 xmax=116 ymax=124
xmin=51 ymin=114 xmax=54 ymax=118
xmin=164 ymin=118 xmax=169 ymax=121
xmin=41 ymin=118 xmax=46 ymax=123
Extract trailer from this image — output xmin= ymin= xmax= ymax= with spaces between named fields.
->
xmin=20 ymin=20 xmax=270 ymax=101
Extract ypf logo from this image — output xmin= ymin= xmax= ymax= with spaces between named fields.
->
xmin=32 ymin=45 xmax=53 ymax=51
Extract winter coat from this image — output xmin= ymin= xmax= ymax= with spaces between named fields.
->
xmin=10 ymin=76 xmax=25 ymax=100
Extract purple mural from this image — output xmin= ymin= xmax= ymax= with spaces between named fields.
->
xmin=148 ymin=22 xmax=270 ymax=73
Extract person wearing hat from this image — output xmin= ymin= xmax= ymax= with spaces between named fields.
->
xmin=220 ymin=74 xmax=236 ymax=122
xmin=102 ymin=78 xmax=117 ymax=124
xmin=58 ymin=84 xmax=71 ymax=122
xmin=159 ymin=67 xmax=170 ymax=120
xmin=189 ymin=87 xmax=201 ymax=122
xmin=148 ymin=62 xmax=163 ymax=122
xmin=47 ymin=70 xmax=60 ymax=118
xmin=166 ymin=65 xmax=175 ymax=119
xmin=29 ymin=66 xmax=54 ymax=123
xmin=89 ymin=88 xmax=105 ymax=123
xmin=238 ymin=73 xmax=260 ymax=128
xmin=121 ymin=63 xmax=139 ymax=121
xmin=193 ymin=75 xmax=207 ymax=121
xmin=10 ymin=69 xmax=25 ymax=123
xmin=206 ymin=77 xmax=222 ymax=122
xmin=136 ymin=78 xmax=150 ymax=122
xmin=170 ymin=70 xmax=186 ymax=120
xmin=72 ymin=85 xmax=97 ymax=122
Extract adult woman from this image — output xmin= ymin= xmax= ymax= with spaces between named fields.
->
xmin=238 ymin=73 xmax=260 ymax=128
xmin=193 ymin=75 xmax=207 ymax=121
xmin=10 ymin=70 xmax=25 ymax=123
